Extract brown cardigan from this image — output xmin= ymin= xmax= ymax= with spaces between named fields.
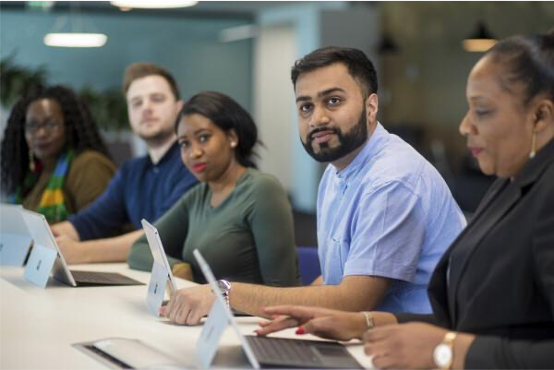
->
xmin=22 ymin=150 xmax=116 ymax=218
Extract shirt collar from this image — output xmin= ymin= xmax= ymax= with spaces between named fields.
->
xmin=148 ymin=141 xmax=180 ymax=167
xmin=335 ymin=122 xmax=388 ymax=182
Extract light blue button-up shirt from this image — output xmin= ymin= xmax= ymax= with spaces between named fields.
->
xmin=317 ymin=123 xmax=466 ymax=313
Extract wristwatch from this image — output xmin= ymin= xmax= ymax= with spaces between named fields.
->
xmin=433 ymin=331 xmax=457 ymax=370
xmin=217 ymin=279 xmax=231 ymax=307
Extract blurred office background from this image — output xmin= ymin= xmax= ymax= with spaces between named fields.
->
xmin=2 ymin=1 xmax=554 ymax=246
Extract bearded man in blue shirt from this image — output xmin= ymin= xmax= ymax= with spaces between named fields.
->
xmin=159 ymin=46 xmax=466 ymax=326
xmin=51 ymin=63 xmax=197 ymax=264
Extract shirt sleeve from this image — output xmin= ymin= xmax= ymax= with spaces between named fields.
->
xmin=247 ymin=176 xmax=300 ymax=286
xmin=465 ymin=337 xmax=554 ymax=369
xmin=127 ymin=193 xmax=190 ymax=271
xmin=394 ymin=313 xmax=439 ymax=325
xmin=65 ymin=152 xmax=117 ymax=212
xmin=68 ymin=164 xmax=129 ymax=241
xmin=344 ymin=181 xmax=426 ymax=282
xmin=465 ymin=182 xmax=554 ymax=369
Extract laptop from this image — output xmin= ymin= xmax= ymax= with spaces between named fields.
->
xmin=141 ymin=219 xmax=178 ymax=316
xmin=0 ymin=204 xmax=33 ymax=266
xmin=141 ymin=220 xmax=249 ymax=318
xmin=193 ymin=249 xmax=363 ymax=369
xmin=21 ymin=209 xmax=143 ymax=287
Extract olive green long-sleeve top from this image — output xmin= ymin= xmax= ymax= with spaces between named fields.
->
xmin=128 ymin=168 xmax=300 ymax=286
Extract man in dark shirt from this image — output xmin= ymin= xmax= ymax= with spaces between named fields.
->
xmin=51 ymin=63 xmax=197 ymax=263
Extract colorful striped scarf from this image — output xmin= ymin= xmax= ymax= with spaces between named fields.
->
xmin=13 ymin=149 xmax=75 ymax=223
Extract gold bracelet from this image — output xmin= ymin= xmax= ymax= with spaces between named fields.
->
xmin=361 ymin=311 xmax=374 ymax=329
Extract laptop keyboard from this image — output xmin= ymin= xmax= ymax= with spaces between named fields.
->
xmin=71 ymin=270 xmax=142 ymax=285
xmin=246 ymin=336 xmax=321 ymax=366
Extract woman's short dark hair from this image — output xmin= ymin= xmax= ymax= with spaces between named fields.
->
xmin=291 ymin=46 xmax=378 ymax=98
xmin=0 ymin=85 xmax=111 ymax=195
xmin=486 ymin=29 xmax=554 ymax=105
xmin=175 ymin=91 xmax=260 ymax=168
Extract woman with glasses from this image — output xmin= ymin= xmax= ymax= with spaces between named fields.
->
xmin=1 ymin=85 xmax=116 ymax=223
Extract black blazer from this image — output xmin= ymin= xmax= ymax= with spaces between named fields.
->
xmin=397 ymin=139 xmax=554 ymax=369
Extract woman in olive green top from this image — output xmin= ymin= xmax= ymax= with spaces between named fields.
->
xmin=128 ymin=91 xmax=299 ymax=287
xmin=1 ymin=86 xmax=116 ymax=223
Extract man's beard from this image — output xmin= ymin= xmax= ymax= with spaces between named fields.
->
xmin=301 ymin=107 xmax=368 ymax=163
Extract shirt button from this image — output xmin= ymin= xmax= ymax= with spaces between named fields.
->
xmin=153 ymin=167 xmax=159 ymax=174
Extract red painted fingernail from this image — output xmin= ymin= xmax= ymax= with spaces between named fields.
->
xmin=295 ymin=327 xmax=305 ymax=335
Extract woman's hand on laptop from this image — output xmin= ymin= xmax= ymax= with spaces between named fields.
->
xmin=255 ymin=305 xmax=369 ymax=341
xmin=159 ymin=285 xmax=214 ymax=325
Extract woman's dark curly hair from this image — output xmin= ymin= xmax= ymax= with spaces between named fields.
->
xmin=0 ymin=85 xmax=111 ymax=195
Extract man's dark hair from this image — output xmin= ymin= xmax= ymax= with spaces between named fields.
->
xmin=291 ymin=46 xmax=378 ymax=98
xmin=486 ymin=29 xmax=554 ymax=106
xmin=1 ymin=85 xmax=111 ymax=195
xmin=175 ymin=91 xmax=261 ymax=168
xmin=122 ymin=62 xmax=180 ymax=100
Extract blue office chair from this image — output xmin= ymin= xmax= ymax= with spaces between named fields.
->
xmin=297 ymin=246 xmax=321 ymax=285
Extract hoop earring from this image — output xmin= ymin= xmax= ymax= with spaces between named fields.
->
xmin=29 ymin=148 xmax=36 ymax=172
xmin=529 ymin=131 xmax=537 ymax=159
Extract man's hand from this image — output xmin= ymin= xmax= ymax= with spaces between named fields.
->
xmin=51 ymin=221 xmax=80 ymax=241
xmin=55 ymin=235 xmax=88 ymax=264
xmin=159 ymin=285 xmax=215 ymax=325
xmin=255 ymin=305 xmax=367 ymax=341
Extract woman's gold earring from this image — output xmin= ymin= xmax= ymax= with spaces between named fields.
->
xmin=29 ymin=149 xmax=36 ymax=172
xmin=530 ymin=131 xmax=537 ymax=159
xmin=231 ymin=141 xmax=237 ymax=148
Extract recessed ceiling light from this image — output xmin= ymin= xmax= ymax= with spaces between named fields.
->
xmin=44 ymin=33 xmax=108 ymax=48
xmin=110 ymin=0 xmax=198 ymax=9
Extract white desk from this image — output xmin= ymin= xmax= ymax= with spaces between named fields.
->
xmin=1 ymin=264 xmax=373 ymax=369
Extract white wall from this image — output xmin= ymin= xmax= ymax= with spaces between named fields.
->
xmin=254 ymin=3 xmax=325 ymax=213
xmin=253 ymin=25 xmax=296 ymax=192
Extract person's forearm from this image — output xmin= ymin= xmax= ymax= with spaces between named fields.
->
xmin=230 ymin=283 xmax=377 ymax=317
xmin=453 ymin=333 xmax=475 ymax=369
xmin=310 ymin=276 xmax=323 ymax=286
xmin=77 ymin=230 xmax=144 ymax=263
xmin=52 ymin=221 xmax=80 ymax=241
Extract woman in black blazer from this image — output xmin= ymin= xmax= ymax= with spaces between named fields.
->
xmin=256 ymin=31 xmax=554 ymax=369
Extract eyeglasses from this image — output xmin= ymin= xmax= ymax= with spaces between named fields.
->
xmin=25 ymin=120 xmax=63 ymax=134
